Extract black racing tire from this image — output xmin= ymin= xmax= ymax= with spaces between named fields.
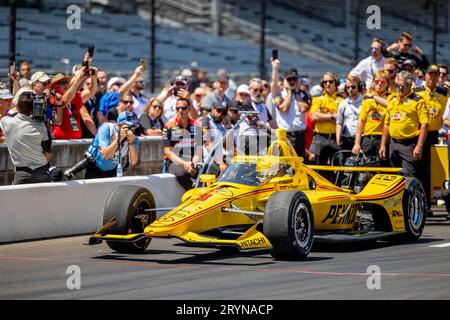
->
xmin=264 ymin=191 xmax=314 ymax=260
xmin=103 ymin=185 xmax=156 ymax=253
xmin=401 ymin=178 xmax=427 ymax=241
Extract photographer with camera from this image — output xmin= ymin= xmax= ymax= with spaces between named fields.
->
xmin=68 ymin=111 xmax=140 ymax=180
xmin=0 ymin=92 xmax=53 ymax=185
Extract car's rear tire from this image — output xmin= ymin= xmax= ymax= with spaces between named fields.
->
xmin=264 ymin=191 xmax=314 ymax=260
xmin=401 ymin=178 xmax=426 ymax=241
xmin=103 ymin=185 xmax=156 ymax=253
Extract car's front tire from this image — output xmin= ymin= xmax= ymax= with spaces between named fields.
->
xmin=103 ymin=185 xmax=156 ymax=253
xmin=264 ymin=191 xmax=314 ymax=260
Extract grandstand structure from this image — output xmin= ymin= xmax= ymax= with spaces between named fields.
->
xmin=1 ymin=0 xmax=450 ymax=91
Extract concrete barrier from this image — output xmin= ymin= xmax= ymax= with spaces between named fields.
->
xmin=0 ymin=174 xmax=185 ymax=243
xmin=0 ymin=136 xmax=165 ymax=185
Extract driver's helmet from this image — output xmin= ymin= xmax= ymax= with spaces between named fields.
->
xmin=255 ymin=161 xmax=287 ymax=182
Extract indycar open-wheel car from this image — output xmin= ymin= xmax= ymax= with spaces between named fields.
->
xmin=89 ymin=129 xmax=427 ymax=260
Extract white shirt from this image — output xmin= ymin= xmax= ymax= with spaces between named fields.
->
xmin=268 ymin=90 xmax=307 ymax=132
xmin=336 ymin=95 xmax=363 ymax=138
xmin=158 ymin=93 xmax=177 ymax=123
xmin=238 ymin=100 xmax=270 ymax=137
xmin=131 ymin=92 xmax=148 ymax=118
xmin=350 ymin=56 xmax=386 ymax=90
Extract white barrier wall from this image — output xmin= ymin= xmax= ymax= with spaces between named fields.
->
xmin=0 ymin=174 xmax=185 ymax=243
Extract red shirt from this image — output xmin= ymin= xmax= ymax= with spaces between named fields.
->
xmin=53 ymin=91 xmax=83 ymax=140
xmin=305 ymin=111 xmax=314 ymax=150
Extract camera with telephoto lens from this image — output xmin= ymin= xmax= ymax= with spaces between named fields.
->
xmin=128 ymin=124 xmax=144 ymax=137
xmin=32 ymin=94 xmax=46 ymax=122
xmin=64 ymin=152 xmax=94 ymax=180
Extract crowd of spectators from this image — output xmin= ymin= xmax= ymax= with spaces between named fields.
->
xmin=1 ymin=31 xmax=450 ymax=209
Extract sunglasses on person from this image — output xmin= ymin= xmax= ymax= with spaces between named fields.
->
xmin=374 ymin=79 xmax=387 ymax=86
xmin=252 ymin=88 xmax=264 ymax=93
xmin=402 ymin=42 xmax=412 ymax=48
xmin=121 ymin=100 xmax=134 ymax=105
xmin=176 ymin=106 xmax=188 ymax=111
xmin=286 ymin=77 xmax=298 ymax=82
xmin=385 ymin=69 xmax=396 ymax=74
xmin=345 ymin=85 xmax=357 ymax=90
xmin=395 ymin=83 xmax=410 ymax=89
xmin=323 ymin=80 xmax=335 ymax=85
xmin=230 ymin=109 xmax=239 ymax=114
xmin=440 ymin=72 xmax=448 ymax=76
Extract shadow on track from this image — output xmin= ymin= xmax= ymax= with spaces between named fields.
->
xmin=312 ymin=236 xmax=444 ymax=253
xmin=92 ymin=247 xmax=333 ymax=267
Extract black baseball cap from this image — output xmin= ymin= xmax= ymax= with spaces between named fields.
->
xmin=284 ymin=68 xmax=299 ymax=79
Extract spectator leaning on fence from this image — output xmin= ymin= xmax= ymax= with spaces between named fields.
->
xmin=353 ymin=70 xmax=391 ymax=158
xmin=414 ymin=64 xmax=449 ymax=213
xmin=0 ymin=92 xmax=52 ymax=185
xmin=379 ymin=71 xmax=429 ymax=179
xmin=350 ymin=38 xmax=386 ymax=90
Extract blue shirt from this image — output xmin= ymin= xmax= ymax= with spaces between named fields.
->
xmin=99 ymin=92 xmax=120 ymax=116
xmin=88 ymin=122 xmax=139 ymax=171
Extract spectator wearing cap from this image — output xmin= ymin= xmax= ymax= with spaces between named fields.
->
xmin=28 ymin=71 xmax=65 ymax=131
xmin=235 ymin=84 xmax=251 ymax=103
xmin=217 ymin=69 xmax=236 ymax=101
xmin=0 ymin=92 xmax=52 ymax=184
xmin=350 ymin=38 xmax=386 ymax=90
xmin=158 ymin=75 xmax=193 ymax=122
xmin=0 ymin=89 xmax=13 ymax=143
xmin=269 ymin=57 xmax=311 ymax=158
xmin=98 ymin=65 xmax=145 ymax=124
xmin=386 ymin=32 xmax=430 ymax=71
xmin=379 ymin=71 xmax=429 ymax=179
xmin=52 ymin=67 xmax=98 ymax=140
xmin=414 ymin=65 xmax=449 ymax=212
xmin=139 ymin=98 xmax=165 ymax=136
xmin=85 ymin=111 xmax=140 ymax=179
xmin=130 ymin=76 xmax=148 ymax=118
xmin=311 ymin=72 xmax=343 ymax=169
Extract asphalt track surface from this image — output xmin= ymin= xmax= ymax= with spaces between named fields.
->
xmin=1 ymin=208 xmax=450 ymax=300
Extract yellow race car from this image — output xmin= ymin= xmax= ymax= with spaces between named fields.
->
xmin=88 ymin=129 xmax=427 ymax=260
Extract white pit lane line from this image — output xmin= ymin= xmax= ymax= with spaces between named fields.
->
xmin=429 ymin=242 xmax=450 ymax=248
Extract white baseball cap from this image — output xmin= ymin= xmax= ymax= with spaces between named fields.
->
xmin=107 ymin=77 xmax=127 ymax=89
xmin=30 ymin=71 xmax=51 ymax=84
xmin=0 ymin=89 xmax=13 ymax=100
xmin=237 ymin=84 xmax=251 ymax=95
